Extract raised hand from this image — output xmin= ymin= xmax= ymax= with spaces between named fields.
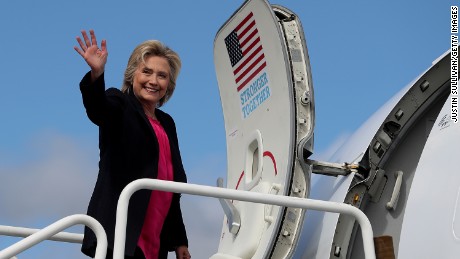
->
xmin=74 ymin=29 xmax=108 ymax=82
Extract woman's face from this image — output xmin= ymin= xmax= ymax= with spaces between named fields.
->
xmin=133 ymin=55 xmax=170 ymax=109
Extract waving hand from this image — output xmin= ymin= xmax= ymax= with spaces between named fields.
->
xmin=74 ymin=29 xmax=108 ymax=82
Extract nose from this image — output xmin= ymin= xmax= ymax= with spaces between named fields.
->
xmin=148 ymin=75 xmax=158 ymax=85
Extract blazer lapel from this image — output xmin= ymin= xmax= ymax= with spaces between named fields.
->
xmin=127 ymin=87 xmax=157 ymax=137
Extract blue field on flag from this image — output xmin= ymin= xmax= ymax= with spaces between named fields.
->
xmin=224 ymin=12 xmax=267 ymax=92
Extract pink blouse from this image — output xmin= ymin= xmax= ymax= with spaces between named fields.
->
xmin=137 ymin=118 xmax=174 ymax=259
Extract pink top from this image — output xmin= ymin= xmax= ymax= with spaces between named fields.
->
xmin=137 ymin=118 xmax=174 ymax=259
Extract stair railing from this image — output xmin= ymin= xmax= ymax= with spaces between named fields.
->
xmin=0 ymin=214 xmax=107 ymax=259
xmin=113 ymin=179 xmax=376 ymax=259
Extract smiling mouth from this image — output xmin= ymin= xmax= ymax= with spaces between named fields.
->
xmin=145 ymin=86 xmax=159 ymax=93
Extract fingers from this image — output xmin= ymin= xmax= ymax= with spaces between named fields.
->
xmin=82 ymin=30 xmax=91 ymax=49
xmin=74 ymin=36 xmax=86 ymax=56
xmin=75 ymin=29 xmax=99 ymax=50
xmin=74 ymin=29 xmax=107 ymax=57
xmin=90 ymin=29 xmax=98 ymax=47
xmin=101 ymin=39 xmax=107 ymax=52
xmin=73 ymin=45 xmax=84 ymax=57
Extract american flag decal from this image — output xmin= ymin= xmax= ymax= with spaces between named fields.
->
xmin=225 ymin=12 xmax=266 ymax=92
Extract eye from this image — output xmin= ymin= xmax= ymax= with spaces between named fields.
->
xmin=158 ymin=73 xmax=168 ymax=79
xmin=142 ymin=68 xmax=152 ymax=74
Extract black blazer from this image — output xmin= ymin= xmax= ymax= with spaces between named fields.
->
xmin=79 ymin=72 xmax=188 ymax=258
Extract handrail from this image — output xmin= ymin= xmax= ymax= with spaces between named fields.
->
xmin=0 ymin=225 xmax=83 ymax=243
xmin=114 ymin=179 xmax=376 ymax=259
xmin=0 ymin=214 xmax=107 ymax=259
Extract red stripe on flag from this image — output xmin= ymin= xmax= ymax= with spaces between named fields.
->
xmin=240 ymin=28 xmax=258 ymax=49
xmin=242 ymin=36 xmax=260 ymax=56
xmin=237 ymin=61 xmax=267 ymax=92
xmin=235 ymin=53 xmax=265 ymax=83
xmin=238 ymin=20 xmax=255 ymax=40
xmin=235 ymin=12 xmax=253 ymax=32
xmin=233 ymin=45 xmax=263 ymax=75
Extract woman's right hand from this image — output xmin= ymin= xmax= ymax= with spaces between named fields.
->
xmin=74 ymin=29 xmax=108 ymax=82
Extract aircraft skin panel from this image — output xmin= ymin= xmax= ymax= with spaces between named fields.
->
xmin=212 ymin=0 xmax=316 ymax=257
xmin=213 ymin=0 xmax=299 ymax=258
xmin=294 ymin=173 xmax=355 ymax=258
xmin=213 ymin=0 xmax=293 ymax=197
xmin=294 ymin=81 xmax=413 ymax=259
xmin=328 ymin=50 xmax=450 ymax=165
xmin=398 ymin=96 xmax=460 ymax=258
xmin=338 ymin=53 xmax=449 ymax=259
xmin=347 ymin=93 xmax=448 ymax=259
xmin=212 ymin=0 xmax=454 ymax=258
xmin=295 ymin=51 xmax=451 ymax=259
xmin=328 ymin=52 xmax=448 ymax=164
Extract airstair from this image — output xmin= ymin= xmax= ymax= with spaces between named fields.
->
xmin=0 ymin=180 xmax=376 ymax=259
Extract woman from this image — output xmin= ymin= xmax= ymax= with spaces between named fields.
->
xmin=74 ymin=29 xmax=191 ymax=259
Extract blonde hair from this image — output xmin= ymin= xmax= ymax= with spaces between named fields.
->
xmin=122 ymin=40 xmax=181 ymax=107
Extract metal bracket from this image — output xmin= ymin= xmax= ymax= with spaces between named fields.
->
xmin=216 ymin=178 xmax=241 ymax=235
xmin=306 ymin=159 xmax=359 ymax=177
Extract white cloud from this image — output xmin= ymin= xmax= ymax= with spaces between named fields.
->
xmin=0 ymin=131 xmax=97 ymax=258
xmin=0 ymin=131 xmax=97 ymax=223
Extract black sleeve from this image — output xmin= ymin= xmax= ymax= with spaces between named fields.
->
xmin=79 ymin=71 xmax=124 ymax=126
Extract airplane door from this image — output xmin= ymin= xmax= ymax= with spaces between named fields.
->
xmin=211 ymin=0 xmax=314 ymax=258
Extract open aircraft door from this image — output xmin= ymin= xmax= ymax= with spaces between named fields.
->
xmin=211 ymin=0 xmax=314 ymax=258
